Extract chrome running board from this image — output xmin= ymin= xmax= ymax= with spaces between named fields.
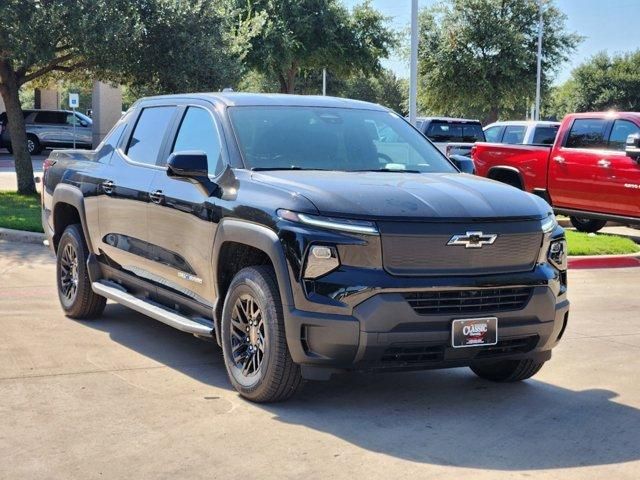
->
xmin=91 ymin=280 xmax=214 ymax=337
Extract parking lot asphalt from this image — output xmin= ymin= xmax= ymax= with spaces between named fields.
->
xmin=1 ymin=241 xmax=639 ymax=479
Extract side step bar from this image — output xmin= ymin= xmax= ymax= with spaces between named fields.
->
xmin=91 ymin=281 xmax=214 ymax=337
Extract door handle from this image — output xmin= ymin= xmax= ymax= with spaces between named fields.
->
xmin=552 ymin=156 xmax=565 ymax=164
xmin=597 ymin=159 xmax=611 ymax=168
xmin=149 ymin=189 xmax=164 ymax=204
xmin=102 ymin=180 xmax=115 ymax=194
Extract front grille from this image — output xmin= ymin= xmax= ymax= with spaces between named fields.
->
xmin=381 ymin=345 xmax=445 ymax=364
xmin=378 ymin=221 xmax=543 ymax=276
xmin=405 ymin=287 xmax=533 ymax=315
xmin=475 ymin=335 xmax=539 ymax=358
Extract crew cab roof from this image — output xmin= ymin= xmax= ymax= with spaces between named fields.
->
xmin=135 ymin=92 xmax=388 ymax=111
xmin=485 ymin=120 xmax=560 ymax=127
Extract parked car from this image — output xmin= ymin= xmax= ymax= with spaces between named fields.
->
xmin=472 ymin=112 xmax=640 ymax=232
xmin=42 ymin=93 xmax=569 ymax=402
xmin=483 ymin=120 xmax=560 ymax=145
xmin=0 ymin=109 xmax=92 ymax=154
xmin=415 ymin=117 xmax=486 ymax=157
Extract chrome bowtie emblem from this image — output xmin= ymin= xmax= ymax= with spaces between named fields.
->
xmin=447 ymin=231 xmax=497 ymax=249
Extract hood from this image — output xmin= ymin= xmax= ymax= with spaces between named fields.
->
xmin=251 ymin=171 xmax=550 ymax=221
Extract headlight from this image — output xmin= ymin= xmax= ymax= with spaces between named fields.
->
xmin=548 ymin=239 xmax=567 ymax=270
xmin=277 ymin=209 xmax=379 ymax=235
xmin=541 ymin=214 xmax=558 ymax=234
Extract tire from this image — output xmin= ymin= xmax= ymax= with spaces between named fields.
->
xmin=221 ymin=265 xmax=302 ymax=402
xmin=470 ymin=359 xmax=545 ymax=382
xmin=27 ymin=135 xmax=42 ymax=155
xmin=56 ymin=224 xmax=106 ymax=319
xmin=570 ymin=216 xmax=607 ymax=233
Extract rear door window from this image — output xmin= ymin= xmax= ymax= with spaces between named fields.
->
xmin=565 ymin=119 xmax=608 ymax=149
xmin=532 ymin=125 xmax=559 ymax=145
xmin=502 ymin=125 xmax=527 ymax=144
xmin=126 ymin=106 xmax=176 ymax=166
xmin=608 ymin=119 xmax=640 ymax=151
xmin=484 ymin=126 xmax=504 ymax=143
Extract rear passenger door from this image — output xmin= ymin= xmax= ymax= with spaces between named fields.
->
xmin=32 ymin=111 xmax=68 ymax=146
xmin=146 ymin=104 xmax=225 ymax=307
xmin=97 ymin=104 xmax=178 ymax=279
xmin=548 ymin=118 xmax=609 ymax=212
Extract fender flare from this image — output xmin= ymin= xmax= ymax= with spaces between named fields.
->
xmin=487 ymin=166 xmax=526 ymax=190
xmin=51 ymin=183 xmax=93 ymax=252
xmin=211 ymin=218 xmax=295 ymax=318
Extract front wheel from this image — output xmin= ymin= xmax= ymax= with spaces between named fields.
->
xmin=570 ymin=216 xmax=607 ymax=233
xmin=470 ymin=359 xmax=545 ymax=382
xmin=221 ymin=266 xmax=302 ymax=402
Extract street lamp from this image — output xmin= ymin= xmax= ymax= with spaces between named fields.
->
xmin=535 ymin=0 xmax=543 ymax=121
xmin=409 ymin=0 xmax=419 ymax=125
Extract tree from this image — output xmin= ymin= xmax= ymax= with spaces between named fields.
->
xmin=235 ymin=0 xmax=396 ymax=94
xmin=0 ymin=0 xmax=242 ymax=194
xmin=417 ymin=0 xmax=581 ymax=124
xmin=546 ymin=51 xmax=640 ymax=119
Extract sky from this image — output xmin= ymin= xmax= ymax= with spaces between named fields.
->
xmin=342 ymin=0 xmax=640 ymax=85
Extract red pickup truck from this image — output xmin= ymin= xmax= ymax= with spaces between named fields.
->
xmin=472 ymin=112 xmax=640 ymax=232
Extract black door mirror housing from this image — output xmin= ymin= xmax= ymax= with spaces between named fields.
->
xmin=167 ymin=151 xmax=218 ymax=196
xmin=167 ymin=151 xmax=209 ymax=179
xmin=625 ymin=133 xmax=640 ymax=161
xmin=449 ymin=154 xmax=476 ymax=174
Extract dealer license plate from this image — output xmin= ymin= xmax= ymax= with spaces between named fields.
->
xmin=451 ymin=317 xmax=498 ymax=348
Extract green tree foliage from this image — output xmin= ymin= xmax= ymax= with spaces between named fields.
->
xmin=418 ymin=0 xmax=580 ymax=124
xmin=0 ymin=0 xmax=241 ymax=194
xmin=546 ymin=51 xmax=640 ymax=119
xmin=235 ymin=0 xmax=396 ymax=94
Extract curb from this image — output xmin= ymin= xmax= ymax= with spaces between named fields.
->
xmin=568 ymin=252 xmax=640 ymax=270
xmin=0 ymin=227 xmax=46 ymax=245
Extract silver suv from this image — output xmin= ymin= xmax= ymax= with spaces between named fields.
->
xmin=0 ymin=109 xmax=93 ymax=154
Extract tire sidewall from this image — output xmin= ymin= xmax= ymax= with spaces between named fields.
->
xmin=221 ymin=269 xmax=280 ymax=395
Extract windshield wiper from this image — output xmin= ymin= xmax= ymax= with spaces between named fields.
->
xmin=251 ymin=167 xmax=327 ymax=171
xmin=349 ymin=168 xmax=422 ymax=173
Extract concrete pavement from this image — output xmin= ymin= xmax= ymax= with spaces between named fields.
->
xmin=1 ymin=240 xmax=639 ymax=479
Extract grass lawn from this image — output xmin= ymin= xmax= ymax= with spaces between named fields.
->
xmin=566 ymin=230 xmax=640 ymax=256
xmin=0 ymin=192 xmax=43 ymax=233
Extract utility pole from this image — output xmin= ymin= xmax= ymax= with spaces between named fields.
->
xmin=535 ymin=0 xmax=543 ymax=121
xmin=409 ymin=0 xmax=419 ymax=125
xmin=322 ymin=68 xmax=327 ymax=96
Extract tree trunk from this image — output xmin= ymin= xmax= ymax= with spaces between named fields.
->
xmin=278 ymin=62 xmax=299 ymax=94
xmin=484 ymin=105 xmax=500 ymax=125
xmin=0 ymin=60 xmax=35 ymax=195
xmin=278 ymin=74 xmax=288 ymax=94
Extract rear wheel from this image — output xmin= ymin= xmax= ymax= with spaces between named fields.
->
xmin=26 ymin=134 xmax=42 ymax=155
xmin=56 ymin=224 xmax=106 ymax=319
xmin=470 ymin=359 xmax=545 ymax=382
xmin=221 ymin=266 xmax=302 ymax=402
xmin=570 ymin=216 xmax=607 ymax=233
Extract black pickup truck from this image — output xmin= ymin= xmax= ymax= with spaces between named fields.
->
xmin=42 ymin=93 xmax=569 ymax=402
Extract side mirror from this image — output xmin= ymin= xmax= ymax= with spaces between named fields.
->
xmin=167 ymin=150 xmax=218 ymax=196
xmin=449 ymin=154 xmax=476 ymax=174
xmin=625 ymin=133 xmax=640 ymax=161
xmin=167 ymin=151 xmax=209 ymax=179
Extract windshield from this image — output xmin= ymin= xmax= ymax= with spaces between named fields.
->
xmin=228 ymin=106 xmax=456 ymax=173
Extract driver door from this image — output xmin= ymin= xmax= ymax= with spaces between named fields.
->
xmin=146 ymin=105 xmax=226 ymax=307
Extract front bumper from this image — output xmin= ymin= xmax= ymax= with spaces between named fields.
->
xmin=284 ymin=282 xmax=569 ymax=376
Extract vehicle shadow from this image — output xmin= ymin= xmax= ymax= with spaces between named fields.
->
xmin=85 ymin=303 xmax=640 ymax=471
